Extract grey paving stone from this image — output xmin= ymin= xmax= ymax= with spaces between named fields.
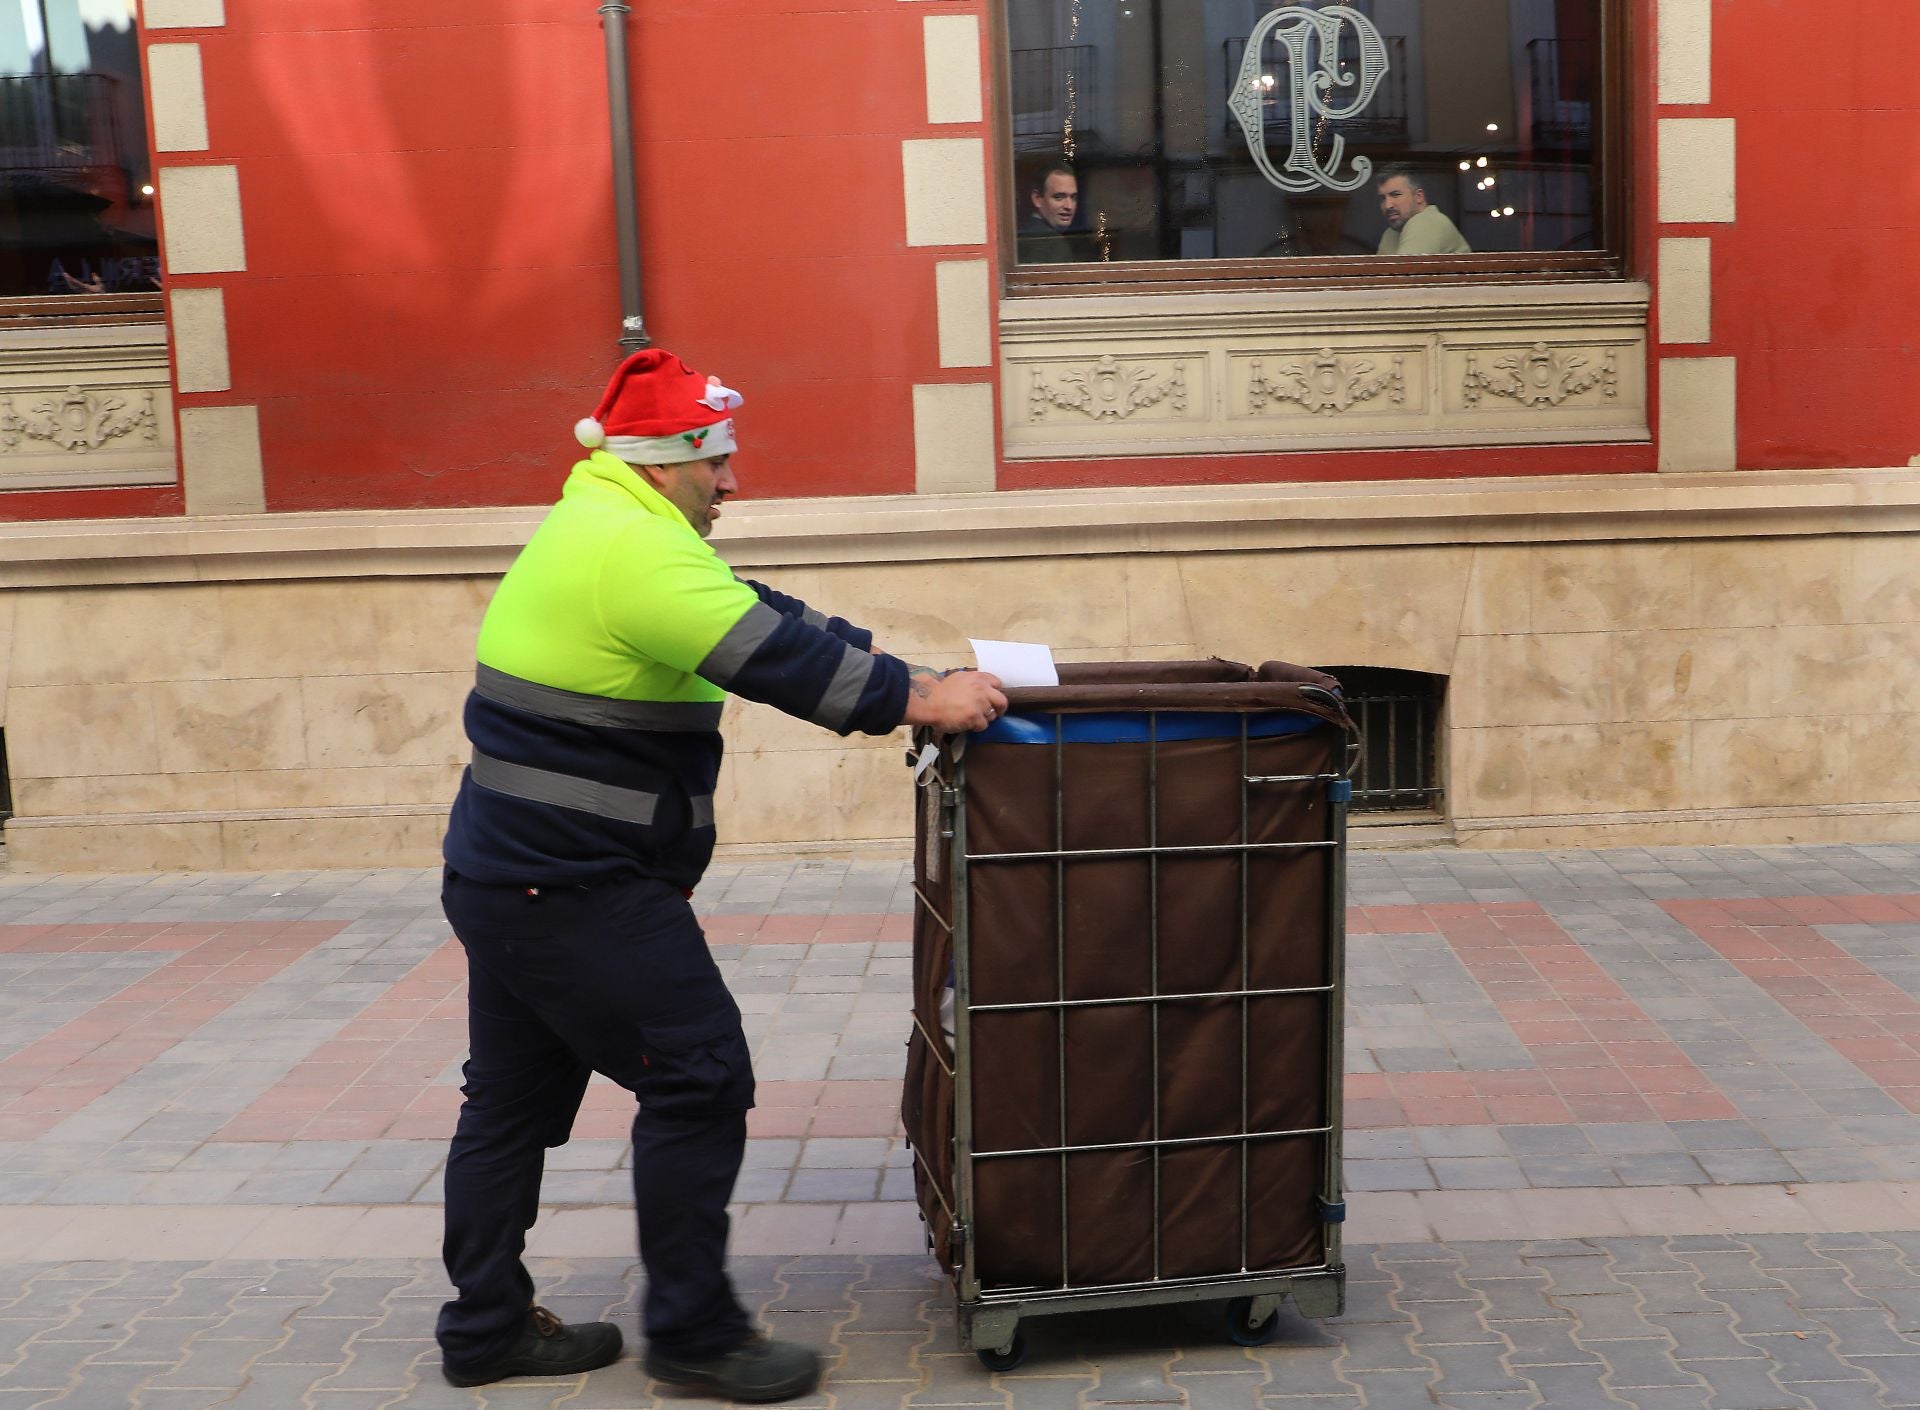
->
xmin=1610 ymin=1152 xmax=1710 ymax=1186
xmin=1343 ymin=1160 xmax=1435 ymax=1192
xmin=1581 ymin=1123 xmax=1685 ymax=1155
xmin=1500 ymin=1126 xmax=1595 ymax=1156
xmin=1680 ymin=1356 xmax=1817 ymax=1410
xmin=1645 ymin=1308 xmax=1765 ymax=1362
xmin=1516 ymin=1154 xmax=1620 ymax=1187
xmin=1428 ymin=1157 xmax=1527 ymax=1190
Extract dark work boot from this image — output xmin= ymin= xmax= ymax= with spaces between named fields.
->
xmin=644 ymin=1333 xmax=821 ymax=1403
xmin=441 ymin=1305 xmax=623 ymax=1387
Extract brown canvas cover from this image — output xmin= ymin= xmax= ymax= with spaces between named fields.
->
xmin=902 ymin=659 xmax=1354 ymax=1292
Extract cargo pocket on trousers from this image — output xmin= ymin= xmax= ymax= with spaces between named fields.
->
xmin=636 ymin=1013 xmax=756 ymax=1119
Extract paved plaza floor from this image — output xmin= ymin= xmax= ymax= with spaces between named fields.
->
xmin=2 ymin=843 xmax=1919 ymax=1407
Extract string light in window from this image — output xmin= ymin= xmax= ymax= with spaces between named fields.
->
xmin=1458 ymin=160 xmax=1471 ymax=171
xmin=1476 ymin=156 xmax=1488 ymax=167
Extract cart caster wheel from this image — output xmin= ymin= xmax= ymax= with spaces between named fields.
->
xmin=976 ymin=1331 xmax=1026 ymax=1372
xmin=1225 ymin=1296 xmax=1279 ymax=1347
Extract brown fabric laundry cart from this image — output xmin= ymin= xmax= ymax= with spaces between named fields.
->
xmin=901 ymin=659 xmax=1359 ymax=1370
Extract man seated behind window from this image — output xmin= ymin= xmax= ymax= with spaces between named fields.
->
xmin=1017 ymin=160 xmax=1097 ymax=264
xmin=1374 ymin=164 xmax=1471 ymax=256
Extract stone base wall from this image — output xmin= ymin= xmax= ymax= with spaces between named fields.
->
xmin=4 ymin=470 xmax=1919 ymax=870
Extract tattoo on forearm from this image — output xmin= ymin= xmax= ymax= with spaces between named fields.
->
xmin=908 ymin=664 xmax=940 ymax=701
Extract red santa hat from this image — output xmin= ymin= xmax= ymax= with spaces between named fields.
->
xmin=573 ymin=349 xmax=743 ymax=464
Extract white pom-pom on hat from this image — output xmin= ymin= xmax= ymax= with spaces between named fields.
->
xmin=574 ymin=417 xmax=606 ymax=448
xmin=698 ymin=375 xmax=743 ymax=412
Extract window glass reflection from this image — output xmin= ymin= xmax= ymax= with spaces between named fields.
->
xmin=1 ymin=0 xmax=157 ymax=297
xmin=1008 ymin=0 xmax=1601 ymax=264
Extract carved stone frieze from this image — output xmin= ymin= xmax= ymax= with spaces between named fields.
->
xmin=0 ymin=385 xmax=159 ymax=454
xmin=1462 ymin=343 xmax=1618 ymax=408
xmin=999 ymin=283 xmax=1649 ymax=457
xmin=1028 ymin=355 xmax=1188 ymax=422
xmin=1247 ymin=347 xmax=1405 ymax=416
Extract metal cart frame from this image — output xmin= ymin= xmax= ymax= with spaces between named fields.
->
xmin=910 ymin=709 xmax=1352 ymax=1368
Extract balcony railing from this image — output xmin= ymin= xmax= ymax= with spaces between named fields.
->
xmin=0 ymin=72 xmax=128 ymax=172
xmin=1009 ymin=44 xmax=1097 ymax=153
xmin=1223 ymin=33 xmax=1408 ymax=144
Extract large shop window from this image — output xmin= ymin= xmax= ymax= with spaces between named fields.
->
xmin=0 ymin=0 xmax=156 ymax=303
xmin=1005 ymin=0 xmax=1618 ymax=289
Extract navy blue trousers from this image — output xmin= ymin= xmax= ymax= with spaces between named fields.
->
xmin=436 ymin=869 xmax=756 ymax=1370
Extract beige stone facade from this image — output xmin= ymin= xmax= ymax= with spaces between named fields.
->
xmin=4 ymin=469 xmax=1920 ymax=870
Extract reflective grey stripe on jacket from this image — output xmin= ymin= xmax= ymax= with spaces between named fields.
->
xmin=698 ymin=601 xmax=877 ymax=732
xmin=469 ymin=750 xmax=714 ymax=829
xmin=697 ymin=601 xmax=782 ymax=686
xmin=474 ymin=664 xmax=724 ymax=732
xmin=812 ymin=639 xmax=876 ymax=732
xmin=801 ymin=605 xmax=828 ymax=630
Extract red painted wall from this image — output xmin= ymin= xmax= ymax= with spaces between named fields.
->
xmin=9 ymin=1 xmax=1917 ymax=523
xmin=1711 ymin=0 xmax=1920 ymax=469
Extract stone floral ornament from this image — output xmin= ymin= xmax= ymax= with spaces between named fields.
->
xmin=0 ymin=385 xmax=157 ymax=454
xmin=1028 ymin=355 xmax=1188 ymax=422
xmin=1248 ymin=349 xmax=1406 ymax=416
xmin=1463 ymin=343 xmax=1618 ymax=408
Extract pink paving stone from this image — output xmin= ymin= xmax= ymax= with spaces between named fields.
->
xmin=1502 ymin=999 xmax=1576 ymax=1021
xmin=1386 ymin=1072 xmax=1477 ymax=1099
xmin=1833 ymin=1037 xmax=1920 ymax=1062
xmin=818 ymin=1081 xmax=903 ymax=1108
xmin=746 ymin=1108 xmax=813 ymax=1138
xmin=1404 ymin=1096 xmax=1492 ymax=1126
xmin=1344 ymin=1097 xmax=1407 ymax=1128
xmin=1530 ymin=1043 xmax=1615 ymax=1069
xmin=1482 ymin=1095 xmax=1575 ymax=1125
xmin=574 ymin=1110 xmax=630 ymax=1140
xmin=1615 ymin=1043 xmax=1700 ymax=1072
xmin=757 ymin=915 xmax=830 ymax=941
xmin=1774 ymin=895 xmax=1860 ymax=924
xmin=329 ymin=1084 xmax=424 ymax=1113
xmin=1856 ymin=1060 xmax=1920 ymax=1087
xmin=1547 ymin=1067 xmax=1639 ymax=1097
xmin=1345 ymin=1073 xmax=1392 ymax=1100
xmin=1626 ymin=1065 xmax=1718 ymax=1096
xmin=1645 ymin=1091 xmax=1742 ymax=1121
xmin=1836 ymin=894 xmax=1920 ymax=923
xmin=803 ymin=1108 xmax=903 ymax=1138
xmin=1471 ymin=1070 xmax=1556 ymax=1097
xmin=1552 ymin=978 xmax=1625 ymax=1000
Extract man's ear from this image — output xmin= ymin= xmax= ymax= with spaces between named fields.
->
xmin=635 ymin=462 xmax=671 ymax=490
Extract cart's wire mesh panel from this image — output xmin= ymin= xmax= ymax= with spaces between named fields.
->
xmin=904 ymin=660 xmax=1354 ymax=1308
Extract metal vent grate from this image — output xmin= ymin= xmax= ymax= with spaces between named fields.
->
xmin=1316 ymin=667 xmax=1444 ymax=814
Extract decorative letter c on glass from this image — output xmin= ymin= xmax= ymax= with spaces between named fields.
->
xmin=1229 ymin=5 xmax=1391 ymax=194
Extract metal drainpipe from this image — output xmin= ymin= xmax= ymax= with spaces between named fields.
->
xmin=599 ymin=1 xmax=648 ymax=349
